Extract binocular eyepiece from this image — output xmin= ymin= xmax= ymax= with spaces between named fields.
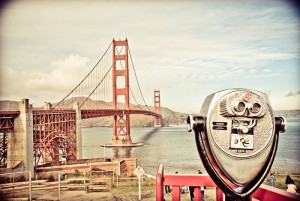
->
xmin=187 ymin=88 xmax=286 ymax=200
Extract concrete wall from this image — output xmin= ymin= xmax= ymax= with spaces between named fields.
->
xmin=36 ymin=158 xmax=137 ymax=177
xmin=44 ymin=102 xmax=52 ymax=110
xmin=114 ymin=158 xmax=137 ymax=176
xmin=7 ymin=99 xmax=34 ymax=174
xmin=73 ymin=102 xmax=82 ymax=159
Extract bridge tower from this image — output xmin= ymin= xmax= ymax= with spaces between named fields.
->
xmin=112 ymin=39 xmax=132 ymax=145
xmin=154 ymin=90 xmax=162 ymax=127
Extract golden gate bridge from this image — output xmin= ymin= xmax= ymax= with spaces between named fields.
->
xmin=0 ymin=39 xmax=161 ymax=173
xmin=0 ymin=40 xmax=298 ymax=201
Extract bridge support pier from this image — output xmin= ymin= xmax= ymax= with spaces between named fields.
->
xmin=7 ymin=99 xmax=34 ymax=174
xmin=73 ymin=102 xmax=82 ymax=159
xmin=112 ymin=138 xmax=133 ymax=145
xmin=112 ymin=113 xmax=132 ymax=145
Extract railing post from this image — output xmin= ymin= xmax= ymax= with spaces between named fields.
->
xmin=90 ymin=163 xmax=92 ymax=179
xmin=172 ymin=186 xmax=181 ymax=200
xmin=117 ymin=172 xmax=119 ymax=187
xmin=29 ymin=171 xmax=32 ymax=201
xmin=113 ymin=162 xmax=115 ymax=184
xmin=156 ymin=164 xmax=164 ymax=201
xmin=194 ymin=187 xmax=201 ymax=201
xmin=58 ymin=171 xmax=61 ymax=199
xmin=13 ymin=172 xmax=14 ymax=198
xmin=216 ymin=187 xmax=224 ymax=201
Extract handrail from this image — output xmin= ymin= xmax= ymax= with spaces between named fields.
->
xmin=252 ymin=183 xmax=300 ymax=201
xmin=156 ymin=164 xmax=300 ymax=201
xmin=156 ymin=164 xmax=164 ymax=200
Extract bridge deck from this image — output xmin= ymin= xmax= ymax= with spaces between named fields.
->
xmin=0 ymin=111 xmax=20 ymax=116
xmin=0 ymin=111 xmax=20 ymax=130
xmin=81 ymin=109 xmax=160 ymax=119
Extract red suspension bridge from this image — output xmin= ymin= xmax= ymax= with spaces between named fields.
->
xmin=1 ymin=40 xmax=299 ymax=201
xmin=0 ymin=39 xmax=161 ymax=173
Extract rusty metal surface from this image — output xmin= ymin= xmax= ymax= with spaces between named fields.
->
xmin=33 ymin=109 xmax=74 ymax=113
xmin=0 ymin=107 xmax=160 ymax=167
xmin=0 ymin=133 xmax=7 ymax=165
xmin=33 ymin=110 xmax=77 ymax=166
xmin=0 ymin=111 xmax=20 ymax=130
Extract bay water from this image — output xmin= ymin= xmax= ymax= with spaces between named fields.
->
xmin=82 ymin=118 xmax=300 ymax=176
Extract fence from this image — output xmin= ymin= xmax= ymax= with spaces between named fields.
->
xmin=0 ymin=171 xmax=32 ymax=200
xmin=156 ymin=164 xmax=300 ymax=201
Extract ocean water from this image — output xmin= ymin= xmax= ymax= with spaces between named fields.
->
xmin=82 ymin=118 xmax=300 ymax=176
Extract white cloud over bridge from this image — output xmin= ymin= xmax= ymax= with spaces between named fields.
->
xmin=0 ymin=0 xmax=299 ymax=112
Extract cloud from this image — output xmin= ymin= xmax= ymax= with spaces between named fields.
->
xmin=0 ymin=0 xmax=299 ymax=112
xmin=285 ymin=90 xmax=300 ymax=97
xmin=0 ymin=55 xmax=91 ymax=105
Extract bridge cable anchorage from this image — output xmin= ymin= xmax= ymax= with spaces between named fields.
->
xmin=53 ymin=41 xmax=113 ymax=109
xmin=128 ymin=45 xmax=151 ymax=111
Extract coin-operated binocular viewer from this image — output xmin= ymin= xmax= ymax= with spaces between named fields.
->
xmin=187 ymin=89 xmax=286 ymax=201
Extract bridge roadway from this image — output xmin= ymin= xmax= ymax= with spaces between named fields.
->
xmin=0 ymin=109 xmax=161 ymax=130
xmin=81 ymin=109 xmax=160 ymax=119
xmin=0 ymin=107 xmax=160 ymax=171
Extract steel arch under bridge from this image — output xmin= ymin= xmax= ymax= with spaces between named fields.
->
xmin=33 ymin=108 xmax=161 ymax=166
xmin=33 ymin=110 xmax=77 ymax=166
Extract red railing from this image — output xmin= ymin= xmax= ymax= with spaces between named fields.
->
xmin=156 ymin=164 xmax=300 ymax=201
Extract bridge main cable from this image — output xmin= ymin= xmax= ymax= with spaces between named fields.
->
xmin=128 ymin=46 xmax=151 ymax=111
xmin=53 ymin=41 xmax=113 ymax=109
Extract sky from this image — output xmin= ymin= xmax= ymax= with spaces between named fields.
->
xmin=0 ymin=0 xmax=299 ymax=113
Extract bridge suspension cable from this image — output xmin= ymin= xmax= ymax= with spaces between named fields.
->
xmin=80 ymin=45 xmax=125 ymax=108
xmin=114 ymin=45 xmax=151 ymax=111
xmin=128 ymin=46 xmax=151 ymax=111
xmin=52 ymin=39 xmax=154 ymax=113
xmin=53 ymin=42 xmax=113 ymax=109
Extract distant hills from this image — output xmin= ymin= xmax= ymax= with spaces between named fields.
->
xmin=0 ymin=99 xmax=299 ymax=127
